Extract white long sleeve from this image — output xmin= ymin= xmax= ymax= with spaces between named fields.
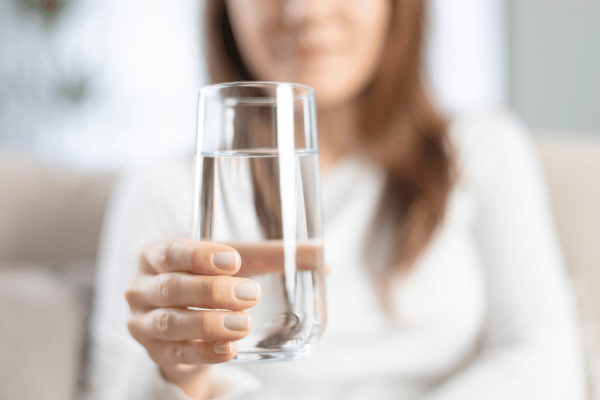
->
xmin=87 ymin=157 xmax=262 ymax=400
xmin=86 ymin=112 xmax=587 ymax=400
xmin=421 ymin=112 xmax=586 ymax=399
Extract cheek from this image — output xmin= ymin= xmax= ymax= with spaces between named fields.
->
xmin=226 ymin=2 xmax=279 ymax=81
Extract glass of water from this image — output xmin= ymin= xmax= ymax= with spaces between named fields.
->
xmin=192 ymin=82 xmax=327 ymax=362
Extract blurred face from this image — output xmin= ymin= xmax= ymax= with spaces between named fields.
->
xmin=225 ymin=0 xmax=392 ymax=107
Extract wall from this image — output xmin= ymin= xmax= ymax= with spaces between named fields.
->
xmin=508 ymin=0 xmax=600 ymax=132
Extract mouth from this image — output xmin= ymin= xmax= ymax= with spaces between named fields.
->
xmin=294 ymin=45 xmax=329 ymax=61
xmin=275 ymin=34 xmax=339 ymax=63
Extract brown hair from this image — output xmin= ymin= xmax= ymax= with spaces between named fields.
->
xmin=204 ymin=1 xmax=454 ymax=280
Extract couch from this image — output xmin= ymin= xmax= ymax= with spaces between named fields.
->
xmin=0 ymin=132 xmax=599 ymax=399
xmin=0 ymin=151 xmax=114 ymax=399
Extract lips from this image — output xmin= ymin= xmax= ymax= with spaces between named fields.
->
xmin=294 ymin=45 xmax=328 ymax=61
xmin=275 ymin=33 xmax=342 ymax=62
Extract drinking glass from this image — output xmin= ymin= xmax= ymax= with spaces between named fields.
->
xmin=192 ymin=82 xmax=327 ymax=362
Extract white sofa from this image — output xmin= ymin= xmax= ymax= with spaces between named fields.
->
xmin=0 ymin=132 xmax=599 ymax=399
xmin=0 ymin=152 xmax=114 ymax=400
xmin=536 ymin=132 xmax=600 ymax=398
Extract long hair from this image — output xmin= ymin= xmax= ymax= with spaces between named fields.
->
xmin=204 ymin=1 xmax=454 ymax=282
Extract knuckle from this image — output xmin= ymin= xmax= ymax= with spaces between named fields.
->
xmin=137 ymin=242 xmax=156 ymax=269
xmin=126 ymin=316 xmax=139 ymax=337
xmin=158 ymin=240 xmax=175 ymax=269
xmin=125 ymin=282 xmax=142 ymax=308
xmin=145 ymin=344 xmax=167 ymax=366
xmin=154 ymin=308 xmax=176 ymax=337
xmin=158 ymin=274 xmax=175 ymax=304
xmin=126 ymin=315 xmax=149 ymax=345
xmin=147 ymin=351 xmax=163 ymax=366
xmin=201 ymin=279 xmax=218 ymax=304
xmin=197 ymin=313 xmax=212 ymax=338
xmin=136 ymin=249 xmax=146 ymax=268
xmin=171 ymin=342 xmax=185 ymax=365
xmin=124 ymin=287 xmax=136 ymax=306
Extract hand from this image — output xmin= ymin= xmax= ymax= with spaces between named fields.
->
xmin=125 ymin=238 xmax=261 ymax=397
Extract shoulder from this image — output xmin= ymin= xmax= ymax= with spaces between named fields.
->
xmin=127 ymin=154 xmax=195 ymax=195
xmin=108 ymin=154 xmax=195 ymax=237
xmin=447 ymin=109 xmax=540 ymax=184
xmin=119 ymin=154 xmax=195 ymax=207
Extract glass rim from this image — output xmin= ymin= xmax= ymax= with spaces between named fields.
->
xmin=200 ymin=81 xmax=315 ymax=102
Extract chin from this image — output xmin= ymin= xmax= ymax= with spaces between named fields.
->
xmin=312 ymin=83 xmax=360 ymax=108
xmin=293 ymin=72 xmax=363 ymax=108
xmin=266 ymin=65 xmax=359 ymax=107
xmin=283 ymin=78 xmax=350 ymax=106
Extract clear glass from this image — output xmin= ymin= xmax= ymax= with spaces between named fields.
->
xmin=192 ymin=82 xmax=327 ymax=362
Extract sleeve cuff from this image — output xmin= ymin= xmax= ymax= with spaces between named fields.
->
xmin=149 ymin=364 xmax=263 ymax=400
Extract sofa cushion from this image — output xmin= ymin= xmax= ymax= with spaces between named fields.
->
xmin=0 ymin=264 xmax=83 ymax=400
xmin=538 ymin=133 xmax=600 ymax=399
xmin=538 ymin=134 xmax=600 ymax=318
xmin=0 ymin=151 xmax=115 ymax=267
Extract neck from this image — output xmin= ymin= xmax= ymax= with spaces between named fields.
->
xmin=317 ymin=100 xmax=360 ymax=171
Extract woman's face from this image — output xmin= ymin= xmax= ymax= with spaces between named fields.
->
xmin=225 ymin=0 xmax=392 ymax=107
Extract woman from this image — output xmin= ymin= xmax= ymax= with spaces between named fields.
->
xmin=88 ymin=0 xmax=586 ymax=399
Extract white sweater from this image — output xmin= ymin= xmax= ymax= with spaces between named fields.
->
xmin=87 ymin=111 xmax=586 ymax=399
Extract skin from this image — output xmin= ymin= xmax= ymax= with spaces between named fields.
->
xmin=127 ymin=0 xmax=392 ymax=398
xmin=126 ymin=239 xmax=259 ymax=398
xmin=227 ymin=0 xmax=392 ymax=169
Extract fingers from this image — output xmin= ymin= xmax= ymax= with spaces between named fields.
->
xmin=149 ymin=340 xmax=237 ymax=366
xmin=140 ymin=238 xmax=241 ymax=276
xmin=126 ymin=273 xmax=261 ymax=311
xmin=138 ymin=238 xmax=327 ymax=278
xmin=128 ymin=308 xmax=252 ymax=343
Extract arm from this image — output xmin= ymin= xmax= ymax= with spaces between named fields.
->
xmin=425 ymin=114 xmax=586 ymax=399
xmin=87 ymin=171 xmax=162 ymax=400
xmin=85 ymin=165 xmax=261 ymax=400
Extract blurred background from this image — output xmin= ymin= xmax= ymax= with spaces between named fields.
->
xmin=0 ymin=0 xmax=599 ymax=399
xmin=1 ymin=0 xmax=599 ymax=168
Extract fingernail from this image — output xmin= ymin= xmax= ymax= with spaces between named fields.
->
xmin=212 ymin=252 xmax=239 ymax=271
xmin=224 ymin=313 xmax=250 ymax=331
xmin=234 ymin=281 xmax=261 ymax=301
xmin=213 ymin=342 xmax=231 ymax=355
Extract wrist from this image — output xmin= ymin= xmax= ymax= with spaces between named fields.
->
xmin=160 ymin=364 xmax=213 ymax=399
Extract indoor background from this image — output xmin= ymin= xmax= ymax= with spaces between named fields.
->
xmin=1 ymin=1 xmax=599 ymax=399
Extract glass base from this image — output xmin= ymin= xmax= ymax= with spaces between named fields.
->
xmin=231 ymin=346 xmax=312 ymax=363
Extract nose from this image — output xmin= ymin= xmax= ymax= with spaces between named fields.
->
xmin=282 ymin=0 xmax=336 ymax=27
